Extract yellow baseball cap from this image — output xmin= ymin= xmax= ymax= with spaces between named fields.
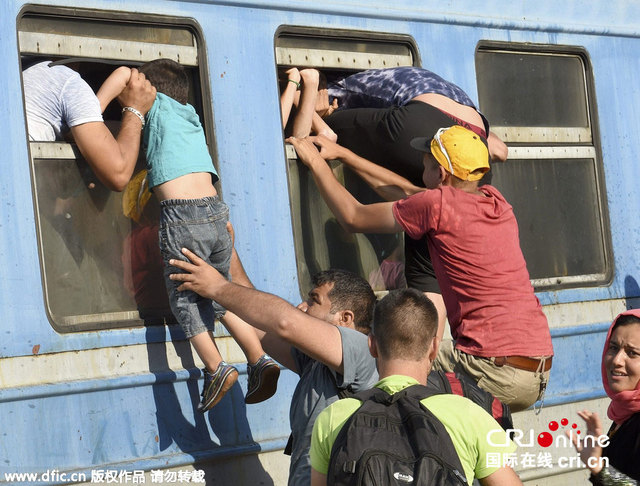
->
xmin=410 ymin=125 xmax=490 ymax=181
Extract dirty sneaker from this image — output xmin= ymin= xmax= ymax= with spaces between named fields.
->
xmin=245 ymin=354 xmax=280 ymax=404
xmin=198 ymin=362 xmax=238 ymax=412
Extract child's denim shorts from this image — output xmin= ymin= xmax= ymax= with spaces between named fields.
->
xmin=159 ymin=196 xmax=231 ymax=339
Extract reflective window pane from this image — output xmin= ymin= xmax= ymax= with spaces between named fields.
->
xmin=491 ymin=159 xmax=606 ymax=281
xmin=287 ymin=158 xmax=407 ymax=295
xmin=476 ymin=51 xmax=589 ymax=127
xmin=34 ymin=157 xmax=172 ymax=330
xmin=476 ymin=45 xmax=611 ymax=289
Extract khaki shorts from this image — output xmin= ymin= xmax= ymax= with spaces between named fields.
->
xmin=433 ymin=339 xmax=550 ymax=413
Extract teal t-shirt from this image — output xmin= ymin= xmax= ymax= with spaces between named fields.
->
xmin=310 ymin=375 xmax=517 ymax=485
xmin=143 ymin=92 xmax=218 ymax=189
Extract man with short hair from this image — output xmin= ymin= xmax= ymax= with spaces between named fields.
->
xmin=310 ymin=288 xmax=522 ymax=486
xmin=169 ymin=247 xmax=378 ymax=486
xmin=289 ymin=126 xmax=553 ymax=412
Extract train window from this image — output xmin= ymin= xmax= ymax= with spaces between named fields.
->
xmin=284 ymin=143 xmax=409 ymax=295
xmin=276 ymin=29 xmax=419 ymax=296
xmin=18 ymin=7 xmax=212 ymax=331
xmin=476 ymin=44 xmax=612 ymax=289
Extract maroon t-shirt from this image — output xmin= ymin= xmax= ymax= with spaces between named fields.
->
xmin=393 ymin=185 xmax=553 ymax=358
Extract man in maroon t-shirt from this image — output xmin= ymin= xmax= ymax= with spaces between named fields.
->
xmin=289 ymin=125 xmax=553 ymax=412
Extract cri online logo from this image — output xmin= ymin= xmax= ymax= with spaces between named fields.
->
xmin=487 ymin=417 xmax=610 ymax=449
xmin=537 ymin=418 xmax=580 ymax=447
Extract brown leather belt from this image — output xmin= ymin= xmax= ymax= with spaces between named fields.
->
xmin=493 ymin=356 xmax=552 ymax=372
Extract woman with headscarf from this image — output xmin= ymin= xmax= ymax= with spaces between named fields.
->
xmin=570 ymin=310 xmax=640 ymax=485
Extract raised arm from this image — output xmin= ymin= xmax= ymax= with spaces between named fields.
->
xmin=222 ymin=226 xmax=299 ymax=370
xmin=310 ymin=135 xmax=425 ymax=201
xmin=280 ymin=68 xmax=301 ymax=129
xmin=96 ymin=66 xmax=131 ymax=113
xmin=488 ymin=131 xmax=508 ymax=162
xmin=288 ymin=137 xmax=401 ymax=234
xmin=311 ymin=112 xmax=337 ymax=142
xmin=72 ymin=68 xmax=156 ymax=191
xmin=290 ymin=69 xmax=320 ymax=138
xmin=170 ymin=249 xmax=348 ymax=374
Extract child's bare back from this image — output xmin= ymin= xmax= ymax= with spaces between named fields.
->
xmin=153 ymin=172 xmax=217 ymax=201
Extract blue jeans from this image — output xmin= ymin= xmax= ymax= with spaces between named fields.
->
xmin=159 ymin=196 xmax=231 ymax=338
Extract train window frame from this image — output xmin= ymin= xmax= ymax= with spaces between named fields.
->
xmin=475 ymin=41 xmax=613 ymax=290
xmin=275 ymin=27 xmax=420 ymax=297
xmin=18 ymin=5 xmax=215 ymax=332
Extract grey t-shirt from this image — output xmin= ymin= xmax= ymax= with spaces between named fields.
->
xmin=287 ymin=326 xmax=378 ymax=486
xmin=23 ymin=61 xmax=103 ymax=141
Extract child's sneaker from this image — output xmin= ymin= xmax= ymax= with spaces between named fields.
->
xmin=245 ymin=355 xmax=280 ymax=404
xmin=198 ymin=362 xmax=238 ymax=412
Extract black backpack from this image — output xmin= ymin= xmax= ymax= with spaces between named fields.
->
xmin=327 ymin=384 xmax=468 ymax=486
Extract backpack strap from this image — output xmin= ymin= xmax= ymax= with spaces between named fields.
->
xmin=427 ymin=369 xmax=454 ymax=394
xmin=328 ymin=368 xmax=359 ymax=399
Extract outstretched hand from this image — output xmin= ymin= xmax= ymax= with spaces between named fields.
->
xmin=566 ymin=410 xmax=605 ymax=474
xmin=286 ymin=136 xmax=325 ymax=169
xmin=118 ymin=68 xmax=156 ymax=115
xmin=169 ymin=248 xmax=225 ymax=300
xmin=308 ymin=135 xmax=346 ymax=161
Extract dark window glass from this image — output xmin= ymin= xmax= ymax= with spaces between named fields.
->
xmin=491 ymin=158 xmax=606 ymax=281
xmin=477 ymin=51 xmax=589 ymax=127
xmin=33 ymin=155 xmax=172 ymax=330
xmin=476 ymin=45 xmax=611 ymax=289
xmin=287 ymin=154 xmax=406 ymax=295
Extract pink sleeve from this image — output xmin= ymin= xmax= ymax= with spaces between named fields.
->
xmin=392 ymin=189 xmax=441 ymax=240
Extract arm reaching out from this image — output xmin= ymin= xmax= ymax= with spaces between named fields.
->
xmin=290 ymin=69 xmax=320 ymax=138
xmin=96 ymin=66 xmax=131 ymax=113
xmin=222 ymin=221 xmax=298 ymax=370
xmin=288 ymin=136 xmax=401 ymax=234
xmin=170 ymin=248 xmax=348 ymax=373
xmin=311 ymin=112 xmax=337 ymax=142
xmin=488 ymin=131 xmax=508 ymax=162
xmin=310 ymin=135 xmax=425 ymax=201
xmin=72 ymin=68 xmax=156 ymax=191
xmin=280 ymin=68 xmax=301 ymax=129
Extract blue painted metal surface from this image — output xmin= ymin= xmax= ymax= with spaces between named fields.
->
xmin=542 ymin=324 xmax=610 ymax=407
xmin=2 ymin=0 xmax=640 ymax=482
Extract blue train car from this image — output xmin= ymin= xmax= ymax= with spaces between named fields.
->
xmin=1 ymin=1 xmax=640 ymax=484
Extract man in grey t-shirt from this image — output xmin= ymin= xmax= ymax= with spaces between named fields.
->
xmin=285 ymin=326 xmax=376 ymax=485
xmin=23 ymin=61 xmax=156 ymax=192
xmin=169 ymin=248 xmax=379 ymax=486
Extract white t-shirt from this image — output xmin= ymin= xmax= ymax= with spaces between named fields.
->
xmin=23 ymin=61 xmax=103 ymax=141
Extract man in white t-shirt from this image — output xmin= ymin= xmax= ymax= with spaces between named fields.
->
xmin=23 ymin=61 xmax=156 ymax=191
